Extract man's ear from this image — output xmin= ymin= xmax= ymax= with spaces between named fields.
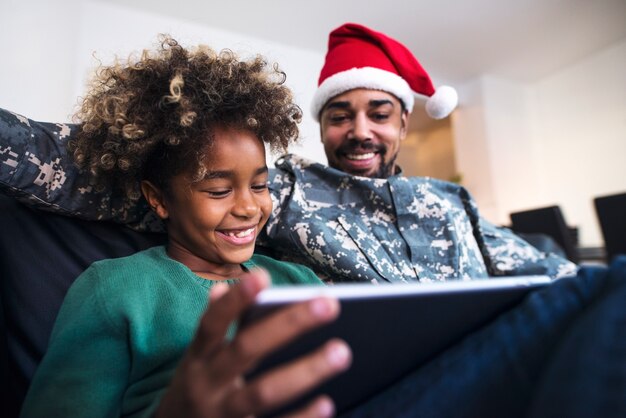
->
xmin=400 ymin=110 xmax=410 ymax=141
xmin=141 ymin=180 xmax=169 ymax=220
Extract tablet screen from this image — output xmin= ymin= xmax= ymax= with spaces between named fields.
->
xmin=240 ymin=276 xmax=552 ymax=416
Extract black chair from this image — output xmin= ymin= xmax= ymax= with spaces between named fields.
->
xmin=509 ymin=205 xmax=579 ymax=264
xmin=594 ymin=192 xmax=626 ymax=262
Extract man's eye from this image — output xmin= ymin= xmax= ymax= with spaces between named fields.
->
xmin=329 ymin=114 xmax=349 ymax=123
xmin=372 ymin=113 xmax=390 ymax=121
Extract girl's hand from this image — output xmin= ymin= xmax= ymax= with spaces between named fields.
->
xmin=156 ymin=269 xmax=351 ymax=418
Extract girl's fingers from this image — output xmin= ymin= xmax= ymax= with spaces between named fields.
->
xmin=222 ymin=339 xmax=351 ymax=417
xmin=211 ymin=296 xmax=340 ymax=382
xmin=189 ymin=269 xmax=269 ymax=359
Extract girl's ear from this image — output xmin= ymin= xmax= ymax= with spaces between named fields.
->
xmin=141 ymin=180 xmax=169 ymax=220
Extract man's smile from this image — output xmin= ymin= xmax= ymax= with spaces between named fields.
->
xmin=346 ymin=152 xmax=376 ymax=160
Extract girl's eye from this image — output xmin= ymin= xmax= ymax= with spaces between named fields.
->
xmin=252 ymin=183 xmax=269 ymax=192
xmin=206 ymin=189 xmax=231 ymax=197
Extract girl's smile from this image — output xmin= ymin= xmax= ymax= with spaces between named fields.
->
xmin=216 ymin=225 xmax=258 ymax=245
xmin=143 ymin=126 xmax=272 ymax=279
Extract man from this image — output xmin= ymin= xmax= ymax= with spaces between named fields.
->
xmin=258 ymin=23 xmax=575 ymax=282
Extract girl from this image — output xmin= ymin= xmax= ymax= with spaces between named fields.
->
xmin=20 ymin=36 xmax=350 ymax=418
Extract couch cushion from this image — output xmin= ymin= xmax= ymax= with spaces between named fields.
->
xmin=0 ymin=195 xmax=166 ymax=416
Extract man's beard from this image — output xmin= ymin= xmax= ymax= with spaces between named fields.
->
xmin=376 ymin=153 xmax=398 ymax=179
xmin=335 ymin=140 xmax=398 ymax=179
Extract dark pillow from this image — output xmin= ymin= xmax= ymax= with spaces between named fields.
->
xmin=0 ymin=195 xmax=166 ymax=417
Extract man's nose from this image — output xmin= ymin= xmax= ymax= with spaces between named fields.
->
xmin=349 ymin=113 xmax=372 ymax=141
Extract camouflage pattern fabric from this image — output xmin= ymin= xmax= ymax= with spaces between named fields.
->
xmin=259 ymin=155 xmax=577 ymax=283
xmin=0 ymin=109 xmax=164 ymax=231
xmin=1 ymin=108 xmax=577 ymax=282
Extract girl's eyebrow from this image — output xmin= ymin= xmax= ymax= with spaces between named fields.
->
xmin=203 ymin=166 xmax=268 ymax=180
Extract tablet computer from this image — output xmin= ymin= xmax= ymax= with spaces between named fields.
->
xmin=240 ymin=276 xmax=552 ymax=416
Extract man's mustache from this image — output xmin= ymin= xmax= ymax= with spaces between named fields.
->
xmin=337 ymin=140 xmax=386 ymax=155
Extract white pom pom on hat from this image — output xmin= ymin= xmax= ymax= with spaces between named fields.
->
xmin=425 ymin=85 xmax=458 ymax=119
xmin=312 ymin=23 xmax=458 ymax=121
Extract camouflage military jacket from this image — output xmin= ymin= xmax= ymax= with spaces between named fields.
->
xmin=0 ymin=109 xmax=162 ymax=230
xmin=259 ymin=155 xmax=576 ymax=282
xmin=0 ymin=108 xmax=577 ymax=282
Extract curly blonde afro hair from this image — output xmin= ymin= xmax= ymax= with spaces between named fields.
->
xmin=70 ymin=35 xmax=302 ymax=200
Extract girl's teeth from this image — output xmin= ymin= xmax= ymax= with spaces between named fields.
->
xmin=347 ymin=152 xmax=375 ymax=160
xmin=227 ymin=228 xmax=254 ymax=238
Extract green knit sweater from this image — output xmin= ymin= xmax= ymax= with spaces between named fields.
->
xmin=20 ymin=246 xmax=323 ymax=418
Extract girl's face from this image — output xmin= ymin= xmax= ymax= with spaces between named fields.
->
xmin=147 ymin=126 xmax=272 ymax=279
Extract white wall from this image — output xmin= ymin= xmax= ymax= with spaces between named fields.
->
xmin=531 ymin=39 xmax=626 ymax=247
xmin=0 ymin=0 xmax=327 ymax=165
xmin=451 ymin=79 xmax=498 ymax=220
xmin=454 ymin=39 xmax=626 ymax=247
xmin=0 ymin=0 xmax=81 ymax=121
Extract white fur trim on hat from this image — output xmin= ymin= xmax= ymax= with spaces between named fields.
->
xmin=311 ymin=67 xmax=415 ymax=120
xmin=425 ymin=85 xmax=458 ymax=119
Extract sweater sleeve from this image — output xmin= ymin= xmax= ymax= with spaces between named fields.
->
xmin=20 ymin=266 xmax=131 ymax=418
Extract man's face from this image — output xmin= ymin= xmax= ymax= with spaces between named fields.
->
xmin=319 ymin=88 xmax=408 ymax=178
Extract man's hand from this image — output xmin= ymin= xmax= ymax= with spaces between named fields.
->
xmin=156 ymin=269 xmax=351 ymax=418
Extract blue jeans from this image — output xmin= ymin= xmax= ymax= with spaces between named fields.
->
xmin=342 ymin=257 xmax=626 ymax=418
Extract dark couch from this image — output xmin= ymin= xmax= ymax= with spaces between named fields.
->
xmin=0 ymin=195 xmax=166 ymax=417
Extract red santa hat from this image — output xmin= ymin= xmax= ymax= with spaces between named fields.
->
xmin=311 ymin=23 xmax=458 ymax=121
